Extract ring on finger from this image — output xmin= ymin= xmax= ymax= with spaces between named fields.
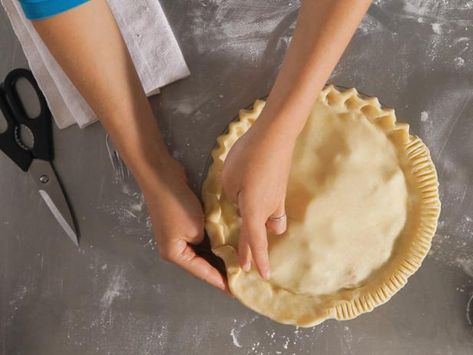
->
xmin=268 ymin=213 xmax=287 ymax=222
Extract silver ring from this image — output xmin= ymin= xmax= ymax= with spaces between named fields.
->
xmin=268 ymin=213 xmax=287 ymax=222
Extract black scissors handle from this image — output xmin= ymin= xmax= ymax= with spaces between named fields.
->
xmin=5 ymin=69 xmax=53 ymax=160
xmin=0 ymin=69 xmax=53 ymax=171
xmin=0 ymin=87 xmax=32 ymax=171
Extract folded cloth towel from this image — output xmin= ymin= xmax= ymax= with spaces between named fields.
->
xmin=1 ymin=0 xmax=190 ymax=129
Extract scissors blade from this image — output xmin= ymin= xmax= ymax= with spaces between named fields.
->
xmin=28 ymin=159 xmax=79 ymax=246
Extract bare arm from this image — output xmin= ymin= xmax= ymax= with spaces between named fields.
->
xmin=256 ymin=0 xmax=372 ymax=139
xmin=223 ymin=0 xmax=372 ymax=279
xmin=33 ymin=0 xmax=166 ymax=180
xmin=33 ymin=0 xmax=227 ymax=291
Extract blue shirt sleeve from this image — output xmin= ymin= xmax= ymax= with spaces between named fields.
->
xmin=19 ymin=0 xmax=90 ymax=20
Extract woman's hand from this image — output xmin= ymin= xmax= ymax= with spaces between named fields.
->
xmin=142 ymin=158 xmax=228 ymax=292
xmin=220 ymin=0 xmax=371 ymax=280
xmin=221 ymin=114 xmax=296 ymax=279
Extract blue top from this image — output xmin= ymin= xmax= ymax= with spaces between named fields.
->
xmin=19 ymin=0 xmax=90 ymax=20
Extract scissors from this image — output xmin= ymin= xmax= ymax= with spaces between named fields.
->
xmin=0 ymin=68 xmax=79 ymax=246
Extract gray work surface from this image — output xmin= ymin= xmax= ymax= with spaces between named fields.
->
xmin=1 ymin=1 xmax=473 ymax=354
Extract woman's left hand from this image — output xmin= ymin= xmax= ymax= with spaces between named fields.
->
xmin=221 ymin=113 xmax=296 ymax=280
xmin=220 ymin=0 xmax=372 ymax=281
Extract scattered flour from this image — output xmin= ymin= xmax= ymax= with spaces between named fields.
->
xmin=467 ymin=295 xmax=473 ymax=326
xmin=456 ymin=255 xmax=473 ymax=278
xmin=454 ymin=56 xmax=465 ymax=67
xmin=100 ymin=268 xmax=129 ymax=309
xmin=229 ymin=316 xmax=259 ymax=349
xmin=402 ymin=0 xmax=473 ymax=21
xmin=431 ymin=23 xmax=443 ymax=35
xmin=186 ymin=0 xmax=296 ymax=58
xmin=230 ymin=328 xmax=242 ymax=348
xmin=454 ymin=37 xmax=470 ymax=44
xmin=8 ymin=285 xmax=28 ymax=310
xmin=232 ymin=318 xmax=333 ymax=354
xmin=64 ymin=308 xmax=169 ymax=353
xmin=420 ymin=111 xmax=429 ymax=122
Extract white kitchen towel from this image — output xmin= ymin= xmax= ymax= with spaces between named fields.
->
xmin=1 ymin=0 xmax=190 ymax=129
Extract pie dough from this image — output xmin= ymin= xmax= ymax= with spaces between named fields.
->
xmin=202 ymin=86 xmax=440 ymax=327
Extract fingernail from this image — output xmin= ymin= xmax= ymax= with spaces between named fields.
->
xmin=263 ymin=269 xmax=271 ymax=280
xmin=242 ymin=262 xmax=251 ymax=272
xmin=217 ymin=279 xmax=226 ymax=290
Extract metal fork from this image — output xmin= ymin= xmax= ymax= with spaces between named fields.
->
xmin=105 ymin=133 xmax=130 ymax=183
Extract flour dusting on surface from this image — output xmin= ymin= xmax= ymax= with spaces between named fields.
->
xmin=467 ymin=296 xmax=473 ymax=325
xmin=420 ymin=111 xmax=429 ymax=122
xmin=186 ymin=0 xmax=298 ymax=58
xmin=229 ymin=315 xmax=259 ymax=349
xmin=229 ymin=316 xmax=335 ymax=354
xmin=454 ymin=56 xmax=465 ymax=67
xmin=230 ymin=328 xmax=242 ymax=348
xmin=100 ymin=268 xmax=129 ymax=309
xmin=432 ymin=23 xmax=443 ymax=35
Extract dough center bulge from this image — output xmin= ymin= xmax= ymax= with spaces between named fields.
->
xmin=268 ymin=101 xmax=408 ymax=296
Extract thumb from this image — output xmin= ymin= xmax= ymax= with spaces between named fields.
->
xmin=182 ymin=215 xmax=205 ymax=245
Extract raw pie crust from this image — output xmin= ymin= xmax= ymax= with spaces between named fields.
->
xmin=202 ymin=86 xmax=440 ymax=327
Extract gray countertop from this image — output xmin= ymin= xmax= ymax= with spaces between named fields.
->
xmin=1 ymin=0 xmax=473 ymax=354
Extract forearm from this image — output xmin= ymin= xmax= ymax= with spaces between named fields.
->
xmin=32 ymin=0 xmax=169 ymax=192
xmin=255 ymin=0 xmax=371 ymax=141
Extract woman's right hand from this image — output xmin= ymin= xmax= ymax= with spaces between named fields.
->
xmin=141 ymin=157 xmax=228 ymax=292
